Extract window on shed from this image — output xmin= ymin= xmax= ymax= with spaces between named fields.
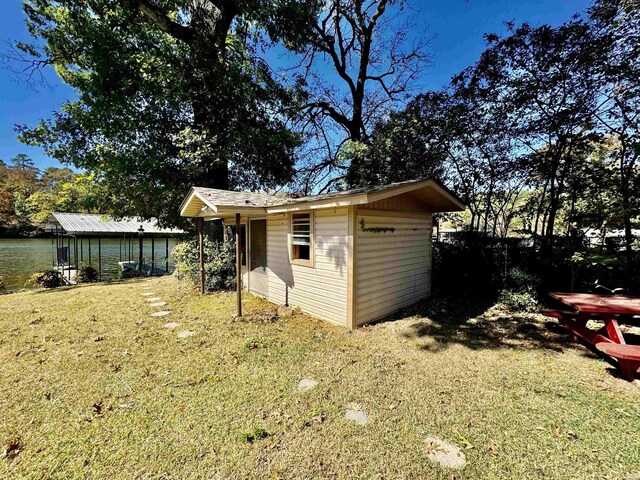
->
xmin=291 ymin=212 xmax=313 ymax=263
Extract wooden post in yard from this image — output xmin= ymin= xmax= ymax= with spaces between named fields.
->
xmin=198 ymin=217 xmax=205 ymax=294
xmin=235 ymin=213 xmax=242 ymax=318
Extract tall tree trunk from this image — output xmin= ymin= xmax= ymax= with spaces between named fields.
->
xmin=620 ymin=144 xmax=634 ymax=285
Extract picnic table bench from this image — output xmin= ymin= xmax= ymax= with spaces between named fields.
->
xmin=544 ymin=292 xmax=640 ymax=381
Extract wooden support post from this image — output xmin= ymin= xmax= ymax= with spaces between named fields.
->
xmin=80 ymin=237 xmax=83 ymax=265
xmin=198 ymin=217 xmax=205 ymax=294
xmin=98 ymin=237 xmax=102 ymax=281
xmin=88 ymin=238 xmax=92 ymax=266
xmin=235 ymin=213 xmax=242 ymax=318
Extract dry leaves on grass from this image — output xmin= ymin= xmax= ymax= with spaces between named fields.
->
xmin=1 ymin=437 xmax=22 ymax=460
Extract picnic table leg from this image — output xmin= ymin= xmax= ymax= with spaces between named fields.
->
xmin=558 ymin=313 xmax=613 ymax=346
xmin=618 ymin=360 xmax=640 ymax=382
xmin=603 ymin=316 xmax=625 ymax=345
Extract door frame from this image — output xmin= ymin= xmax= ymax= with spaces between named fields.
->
xmin=248 ymin=217 xmax=268 ymax=296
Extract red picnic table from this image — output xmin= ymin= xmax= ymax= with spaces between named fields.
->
xmin=544 ymin=292 xmax=640 ymax=381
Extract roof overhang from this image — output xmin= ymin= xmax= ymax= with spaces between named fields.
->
xmin=179 ymin=178 xmax=465 ymax=219
xmin=179 ymin=188 xmax=268 ymax=218
xmin=265 ymin=178 xmax=465 ymax=214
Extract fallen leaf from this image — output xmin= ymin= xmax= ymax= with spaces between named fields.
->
xmin=551 ymin=423 xmax=562 ymax=438
xmin=2 ymin=437 xmax=22 ymax=460
xmin=488 ymin=442 xmax=499 ymax=455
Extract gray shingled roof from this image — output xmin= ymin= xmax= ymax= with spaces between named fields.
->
xmin=45 ymin=212 xmax=184 ymax=235
xmin=191 ymin=187 xmax=289 ymax=208
xmin=192 ymin=178 xmax=432 ymax=209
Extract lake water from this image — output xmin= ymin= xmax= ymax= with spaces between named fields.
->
xmin=0 ymin=237 xmax=179 ymax=291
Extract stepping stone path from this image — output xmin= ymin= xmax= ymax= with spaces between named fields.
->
xmin=177 ymin=330 xmax=196 ymax=339
xmin=146 ymin=298 xmax=162 ymax=303
xmin=151 ymin=311 xmax=171 ymax=317
xmin=149 ymin=302 xmax=167 ymax=307
xmin=424 ymin=437 xmax=466 ymax=469
xmin=164 ymin=322 xmax=180 ymax=330
xmin=296 ymin=379 xmax=318 ymax=391
xmin=142 ymin=292 xmax=155 ymax=297
xmin=344 ymin=403 xmax=369 ymax=426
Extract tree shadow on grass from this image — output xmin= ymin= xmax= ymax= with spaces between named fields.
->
xmin=381 ymin=295 xmax=640 ymax=381
xmin=384 ymin=295 xmax=581 ymax=354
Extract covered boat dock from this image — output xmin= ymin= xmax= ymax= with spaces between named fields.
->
xmin=44 ymin=212 xmax=184 ymax=283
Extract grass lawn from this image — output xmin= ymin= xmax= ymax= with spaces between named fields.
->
xmin=1 ymin=276 xmax=639 ymax=479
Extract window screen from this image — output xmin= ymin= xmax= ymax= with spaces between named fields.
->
xmin=291 ymin=213 xmax=312 ymax=261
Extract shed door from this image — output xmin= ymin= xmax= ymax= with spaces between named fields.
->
xmin=249 ymin=219 xmax=268 ymax=296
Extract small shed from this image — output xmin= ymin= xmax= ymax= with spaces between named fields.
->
xmin=44 ymin=212 xmax=184 ymax=282
xmin=180 ymin=177 xmax=465 ymax=329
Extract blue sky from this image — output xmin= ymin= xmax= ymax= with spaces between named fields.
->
xmin=0 ymin=0 xmax=593 ymax=172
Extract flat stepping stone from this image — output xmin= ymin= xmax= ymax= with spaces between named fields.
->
xmin=151 ymin=311 xmax=171 ymax=317
xmin=344 ymin=403 xmax=369 ymax=426
xmin=296 ymin=379 xmax=318 ymax=391
xmin=149 ymin=302 xmax=167 ymax=307
xmin=177 ymin=330 xmax=196 ymax=339
xmin=424 ymin=437 xmax=466 ymax=469
xmin=146 ymin=297 xmax=162 ymax=302
xmin=141 ymin=292 xmax=155 ymax=297
xmin=164 ymin=322 xmax=180 ymax=329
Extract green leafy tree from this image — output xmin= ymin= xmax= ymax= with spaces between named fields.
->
xmin=12 ymin=0 xmax=301 ymax=227
xmin=589 ymin=0 xmax=640 ymax=271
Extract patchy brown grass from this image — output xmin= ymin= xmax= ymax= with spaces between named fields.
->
xmin=1 ymin=276 xmax=639 ymax=479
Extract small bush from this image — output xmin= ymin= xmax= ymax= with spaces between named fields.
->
xmin=172 ymin=237 xmax=236 ymax=292
xmin=498 ymin=267 xmax=540 ymax=312
xmin=505 ymin=267 xmax=540 ymax=291
xmin=28 ymin=270 xmax=64 ymax=289
xmin=498 ymin=289 xmax=539 ymax=312
xmin=76 ymin=266 xmax=99 ymax=283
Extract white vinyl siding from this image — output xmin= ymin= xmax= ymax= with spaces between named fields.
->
xmin=267 ymin=208 xmax=349 ymax=325
xmin=356 ymin=212 xmax=432 ymax=325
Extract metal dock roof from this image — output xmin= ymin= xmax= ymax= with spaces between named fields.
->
xmin=45 ymin=212 xmax=184 ymax=235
